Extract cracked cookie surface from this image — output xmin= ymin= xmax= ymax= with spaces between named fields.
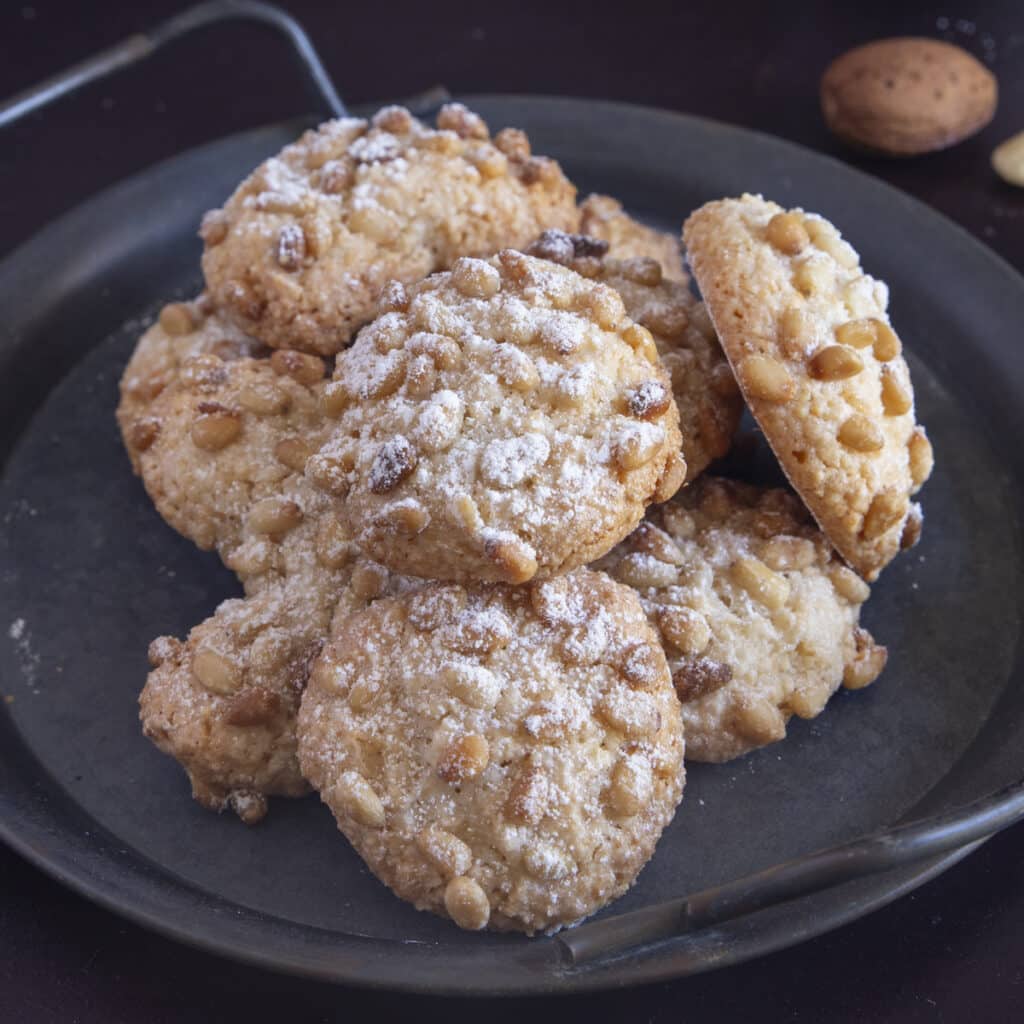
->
xmin=306 ymin=250 xmax=686 ymax=584
xmin=201 ymin=104 xmax=579 ymax=356
xmin=297 ymin=569 xmax=685 ymax=933
xmin=683 ymin=194 xmax=933 ymax=580
xmin=597 ymin=477 xmax=886 ymax=762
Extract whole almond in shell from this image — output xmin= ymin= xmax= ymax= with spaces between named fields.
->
xmin=821 ymin=37 xmax=997 ymax=156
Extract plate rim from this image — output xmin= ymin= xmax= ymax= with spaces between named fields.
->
xmin=0 ymin=798 xmax=982 ymax=995
xmin=1 ymin=92 xmax=1022 ymax=995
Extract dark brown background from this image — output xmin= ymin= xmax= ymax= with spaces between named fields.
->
xmin=2 ymin=1 xmax=1023 ymax=1020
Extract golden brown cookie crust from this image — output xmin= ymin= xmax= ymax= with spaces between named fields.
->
xmin=526 ymin=230 xmax=743 ymax=482
xmin=117 ymin=297 xmax=262 ymax=473
xmin=306 ymin=250 xmax=686 ymax=584
xmin=578 ymin=193 xmax=687 ymax=281
xmin=297 ymin=569 xmax=685 ymax=934
xmin=201 ymin=104 xmax=580 ymax=356
xmin=597 ymin=477 xmax=886 ymax=761
xmin=128 ymin=348 xmax=368 ymax=820
xmin=141 ymin=556 xmax=411 ymax=823
xmin=683 ymin=194 xmax=933 ymax=580
xmin=131 ymin=353 xmax=334 ymax=568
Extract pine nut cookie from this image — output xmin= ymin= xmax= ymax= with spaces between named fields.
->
xmin=200 ymin=104 xmax=579 ymax=356
xmin=126 ymin=352 xmax=381 ymax=821
xmin=129 ymin=352 xmax=336 ymax=570
xmin=526 ymin=230 xmax=742 ymax=481
xmin=297 ymin=569 xmax=685 ymax=934
xmin=306 ymin=250 xmax=687 ymax=584
xmin=142 ymin=557 xmax=411 ymax=823
xmin=683 ymin=195 xmax=933 ymax=581
xmin=578 ymin=193 xmax=687 ymax=281
xmin=117 ymin=297 xmax=263 ymax=472
xmin=597 ymin=477 xmax=887 ymax=762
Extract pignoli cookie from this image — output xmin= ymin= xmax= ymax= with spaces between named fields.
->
xmin=201 ymin=104 xmax=579 ymax=356
xmin=683 ymin=194 xmax=933 ymax=580
xmin=306 ymin=250 xmax=686 ymax=584
xmin=578 ymin=193 xmax=687 ymax=281
xmin=527 ymin=230 xmax=742 ymax=481
xmin=597 ymin=477 xmax=886 ymax=761
xmin=117 ymin=297 xmax=263 ymax=472
xmin=130 ymin=354 xmax=334 ymax=568
xmin=142 ymin=557 xmax=410 ymax=823
xmin=297 ymin=569 xmax=685 ymax=933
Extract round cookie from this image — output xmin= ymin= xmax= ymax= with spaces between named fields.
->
xmin=578 ymin=193 xmax=687 ymax=282
xmin=131 ymin=352 xmax=335 ymax=576
xmin=297 ymin=569 xmax=685 ymax=934
xmin=201 ymin=103 xmax=579 ymax=356
xmin=683 ymin=194 xmax=934 ymax=580
xmin=597 ymin=477 xmax=887 ymax=762
xmin=306 ymin=250 xmax=686 ymax=584
xmin=526 ymin=230 xmax=742 ymax=482
xmin=142 ymin=556 xmax=408 ymax=823
xmin=117 ymin=296 xmax=263 ymax=472
xmin=131 ymin=352 xmax=399 ymax=821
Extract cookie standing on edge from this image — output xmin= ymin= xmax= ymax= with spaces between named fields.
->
xmin=297 ymin=569 xmax=685 ymax=934
xmin=306 ymin=250 xmax=687 ymax=584
xmin=578 ymin=193 xmax=687 ymax=282
xmin=527 ymin=230 xmax=742 ymax=481
xmin=683 ymin=194 xmax=933 ymax=580
xmin=598 ymin=477 xmax=886 ymax=762
xmin=201 ymin=103 xmax=580 ymax=356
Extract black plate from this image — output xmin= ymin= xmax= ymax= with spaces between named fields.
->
xmin=1 ymin=96 xmax=1023 ymax=995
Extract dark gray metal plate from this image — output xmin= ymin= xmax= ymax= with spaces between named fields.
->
xmin=1 ymin=96 xmax=1022 ymax=994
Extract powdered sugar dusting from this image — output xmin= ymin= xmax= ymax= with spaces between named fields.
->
xmin=412 ymin=389 xmax=464 ymax=452
xmin=306 ymin=251 xmax=680 ymax=582
xmin=244 ymin=157 xmax=309 ymax=211
xmin=479 ymin=433 xmax=550 ymax=489
xmin=297 ymin=569 xmax=683 ymax=934
xmin=7 ymin=617 xmax=41 ymax=693
xmin=537 ymin=311 xmax=586 ymax=354
xmin=349 ymin=132 xmax=403 ymax=164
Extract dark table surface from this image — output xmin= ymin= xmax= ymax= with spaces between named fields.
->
xmin=2 ymin=2 xmax=1023 ymax=1021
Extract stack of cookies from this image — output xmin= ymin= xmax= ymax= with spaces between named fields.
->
xmin=116 ymin=103 xmax=933 ymax=935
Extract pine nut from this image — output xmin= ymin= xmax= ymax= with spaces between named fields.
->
xmin=837 ymin=414 xmax=885 ymax=452
xmin=765 ymin=211 xmax=809 ymax=254
xmin=809 ymin=345 xmax=863 ymax=381
xmin=444 ymin=877 xmax=490 ymax=931
xmin=742 ymin=354 xmax=793 ymax=402
xmin=192 ymin=647 xmax=242 ymax=695
xmin=731 ymin=556 xmax=790 ymax=609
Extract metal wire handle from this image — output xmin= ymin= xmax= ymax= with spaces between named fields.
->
xmin=0 ymin=0 xmax=345 ymax=129
xmin=558 ymin=774 xmax=1024 ymax=967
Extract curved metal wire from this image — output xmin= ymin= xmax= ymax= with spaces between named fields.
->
xmin=559 ymin=774 xmax=1024 ymax=966
xmin=0 ymin=0 xmax=344 ymax=130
